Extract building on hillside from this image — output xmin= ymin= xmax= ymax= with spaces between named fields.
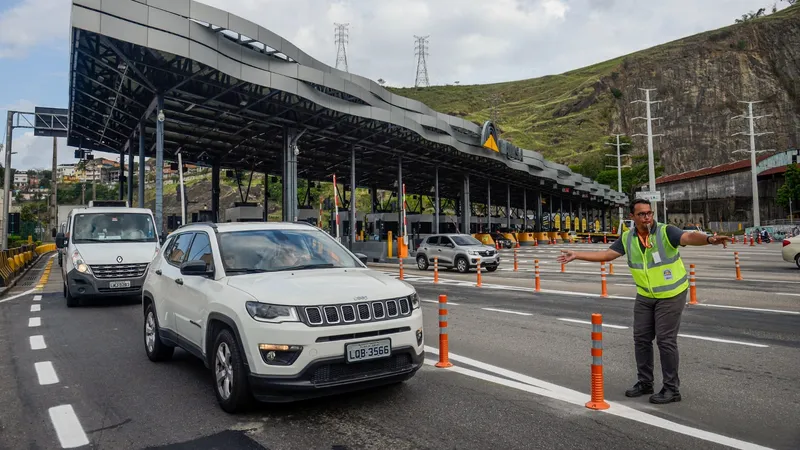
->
xmin=13 ymin=173 xmax=28 ymax=188
xmin=645 ymin=149 xmax=799 ymax=231
xmin=58 ymin=164 xmax=78 ymax=182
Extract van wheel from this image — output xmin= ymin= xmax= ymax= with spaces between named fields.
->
xmin=212 ymin=328 xmax=252 ymax=414
xmin=144 ymin=303 xmax=174 ymax=362
xmin=65 ymin=283 xmax=79 ymax=308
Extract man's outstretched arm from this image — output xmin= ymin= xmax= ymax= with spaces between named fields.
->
xmin=679 ymin=230 xmax=732 ymax=247
xmin=557 ymin=248 xmax=623 ymax=264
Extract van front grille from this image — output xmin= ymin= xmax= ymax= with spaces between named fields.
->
xmin=90 ymin=263 xmax=148 ymax=279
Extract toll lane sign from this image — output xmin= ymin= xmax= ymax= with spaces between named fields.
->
xmin=636 ymin=191 xmax=662 ymax=202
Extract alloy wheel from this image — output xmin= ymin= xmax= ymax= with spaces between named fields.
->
xmin=215 ymin=342 xmax=233 ymax=400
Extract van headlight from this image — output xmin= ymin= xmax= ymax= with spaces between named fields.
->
xmin=409 ymin=292 xmax=420 ymax=309
xmin=71 ymin=250 xmax=92 ymax=275
xmin=245 ymin=302 xmax=299 ymax=323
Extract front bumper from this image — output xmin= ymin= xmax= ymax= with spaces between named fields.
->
xmin=782 ymin=247 xmax=798 ymax=263
xmin=66 ymin=269 xmax=146 ymax=298
xmin=248 ymin=345 xmax=424 ymax=402
xmin=468 ymin=254 xmax=500 ymax=267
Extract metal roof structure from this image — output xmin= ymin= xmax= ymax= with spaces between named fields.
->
xmin=67 ymin=0 xmax=627 ymax=210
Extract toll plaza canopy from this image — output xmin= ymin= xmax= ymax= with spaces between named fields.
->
xmin=66 ymin=0 xmax=628 ymax=237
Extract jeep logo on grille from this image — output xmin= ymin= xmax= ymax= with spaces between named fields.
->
xmin=354 ymin=295 xmax=368 ymax=301
xmin=116 ymin=256 xmax=123 ymax=263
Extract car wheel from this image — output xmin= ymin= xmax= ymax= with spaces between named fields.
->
xmin=416 ymin=255 xmax=429 ymax=270
xmin=144 ymin=303 xmax=174 ymax=362
xmin=65 ymin=283 xmax=79 ymax=308
xmin=795 ymin=254 xmax=800 ymax=269
xmin=456 ymin=257 xmax=469 ymax=273
xmin=486 ymin=266 xmax=498 ymax=272
xmin=212 ymin=328 xmax=252 ymax=414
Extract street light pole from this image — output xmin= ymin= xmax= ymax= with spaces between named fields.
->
xmin=605 ymin=134 xmax=630 ymax=228
xmin=632 ymin=89 xmax=664 ymax=222
xmin=2 ymin=111 xmax=14 ymax=250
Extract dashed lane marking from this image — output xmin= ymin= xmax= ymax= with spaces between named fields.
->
xmin=558 ymin=318 xmax=628 ymax=329
xmin=677 ymin=333 xmax=769 ymax=348
xmin=31 ymin=304 xmax=41 ymax=312
xmin=28 ymin=317 xmax=41 ymax=327
xmin=775 ymin=293 xmax=800 ymax=297
xmin=695 ymin=303 xmax=800 ymax=316
xmin=30 ymin=335 xmax=46 ymax=350
xmin=35 ymin=361 xmax=59 ymax=385
xmin=33 ymin=295 xmax=42 ymax=301
xmin=423 ymin=347 xmax=772 ymax=450
xmin=0 ymin=288 xmax=38 ymax=304
xmin=481 ymin=307 xmax=533 ymax=316
xmin=48 ymin=405 xmax=90 ymax=449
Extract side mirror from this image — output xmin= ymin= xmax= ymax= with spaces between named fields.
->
xmin=180 ymin=260 xmax=213 ymax=276
xmin=159 ymin=232 xmax=166 ymax=245
xmin=354 ymin=252 xmax=368 ymax=265
xmin=55 ymin=233 xmax=66 ymax=249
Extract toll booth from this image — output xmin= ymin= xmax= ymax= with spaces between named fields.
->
xmin=224 ymin=203 xmax=264 ymax=222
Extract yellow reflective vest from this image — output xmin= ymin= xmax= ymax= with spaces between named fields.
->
xmin=621 ymin=223 xmax=688 ymax=298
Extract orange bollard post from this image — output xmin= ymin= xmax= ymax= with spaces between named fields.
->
xmin=476 ymin=257 xmax=482 ymax=287
xmin=435 ymin=294 xmax=454 ymax=368
xmin=434 ymin=256 xmax=439 ymax=283
xmin=585 ymin=313 xmax=610 ymax=410
xmin=561 ymin=261 xmax=565 ymax=273
xmin=600 ymin=262 xmax=608 ymax=298
xmin=734 ymin=252 xmax=743 ymax=280
xmin=689 ymin=264 xmax=697 ymax=305
xmin=534 ymin=259 xmax=541 ymax=292
xmin=399 ymin=258 xmax=404 ymax=280
xmin=513 ymin=249 xmax=519 ymax=272
xmin=609 ymin=263 xmax=614 ymax=275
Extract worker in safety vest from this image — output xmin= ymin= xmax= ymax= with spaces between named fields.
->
xmin=557 ymin=198 xmax=731 ymax=404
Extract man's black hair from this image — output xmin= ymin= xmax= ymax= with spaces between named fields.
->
xmin=630 ymin=198 xmax=651 ymax=213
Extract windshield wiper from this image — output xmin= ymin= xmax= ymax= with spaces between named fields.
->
xmin=225 ymin=268 xmax=270 ymax=274
xmin=275 ymin=263 xmax=335 ymax=272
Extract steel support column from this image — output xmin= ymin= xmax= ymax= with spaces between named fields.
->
xmin=2 ymin=111 xmax=13 ymax=250
xmin=434 ymin=167 xmax=440 ymax=234
xmin=523 ymin=190 xmax=528 ymax=230
xmin=486 ymin=180 xmax=491 ymax=233
xmin=536 ymin=192 xmax=543 ymax=232
xmin=264 ymin=173 xmax=269 ymax=221
xmin=155 ymin=95 xmax=164 ymax=235
xmin=138 ymin=121 xmax=145 ymax=208
xmin=349 ymin=145 xmax=356 ymax=248
xmin=507 ymin=184 xmax=511 ymax=229
xmin=461 ymin=174 xmax=470 ymax=234
xmin=282 ymin=127 xmax=298 ymax=222
xmin=211 ymin=161 xmax=220 ymax=221
xmin=127 ymin=139 xmax=134 ymax=205
xmin=119 ymin=150 xmax=125 ymax=201
xmin=397 ymin=156 xmax=403 ymax=237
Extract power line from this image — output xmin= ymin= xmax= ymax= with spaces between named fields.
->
xmin=414 ymin=35 xmax=430 ymax=88
xmin=334 ymin=23 xmax=349 ymax=72
xmin=631 ymin=88 xmax=665 ymax=221
xmin=731 ymin=100 xmax=775 ymax=228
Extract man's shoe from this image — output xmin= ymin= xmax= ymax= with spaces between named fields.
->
xmin=649 ymin=388 xmax=682 ymax=404
xmin=625 ymin=382 xmax=654 ymax=397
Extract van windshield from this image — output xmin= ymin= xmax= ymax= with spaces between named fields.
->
xmin=72 ymin=213 xmax=157 ymax=243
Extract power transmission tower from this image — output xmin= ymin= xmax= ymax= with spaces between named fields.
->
xmin=731 ymin=100 xmax=775 ymax=228
xmin=631 ymin=88 xmax=664 ymax=221
xmin=334 ymin=23 xmax=349 ymax=72
xmin=605 ymin=134 xmax=630 ymax=227
xmin=414 ymin=35 xmax=430 ymax=87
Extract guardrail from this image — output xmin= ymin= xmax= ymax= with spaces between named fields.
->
xmin=0 ymin=243 xmax=56 ymax=288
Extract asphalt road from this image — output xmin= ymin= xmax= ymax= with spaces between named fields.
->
xmin=0 ymin=252 xmax=797 ymax=450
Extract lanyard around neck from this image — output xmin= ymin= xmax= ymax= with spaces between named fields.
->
xmin=637 ymin=228 xmax=653 ymax=249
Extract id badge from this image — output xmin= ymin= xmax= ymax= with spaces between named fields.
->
xmin=652 ymin=252 xmax=662 ymax=264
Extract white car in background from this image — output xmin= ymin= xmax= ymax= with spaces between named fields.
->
xmin=142 ymin=221 xmax=424 ymax=413
xmin=782 ymin=236 xmax=800 ymax=269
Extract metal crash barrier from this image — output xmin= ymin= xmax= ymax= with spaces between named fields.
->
xmin=0 ymin=243 xmax=57 ymax=288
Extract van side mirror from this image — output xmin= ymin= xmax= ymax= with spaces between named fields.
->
xmin=55 ymin=233 xmax=66 ymax=249
xmin=180 ymin=260 xmax=213 ymax=277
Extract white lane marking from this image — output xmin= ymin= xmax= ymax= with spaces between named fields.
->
xmin=557 ymin=318 xmax=628 ymax=329
xmin=775 ymin=292 xmax=800 ymax=297
xmin=28 ymin=317 xmax=41 ymax=327
xmin=614 ymin=283 xmax=635 ymax=287
xmin=30 ymin=335 xmax=46 ymax=350
xmin=48 ymin=405 xmax=90 ymax=448
xmin=31 ymin=304 xmax=41 ymax=312
xmin=423 ymin=347 xmax=772 ymax=450
xmin=482 ymin=307 xmax=532 ymax=316
xmin=0 ymin=288 xmax=38 ymax=304
xmin=695 ymin=303 xmax=800 ymax=315
xmin=678 ymin=333 xmax=769 ymax=348
xmin=34 ymin=361 xmax=59 ymax=385
xmin=33 ymin=295 xmax=42 ymax=301
xmin=422 ymin=299 xmax=460 ymax=306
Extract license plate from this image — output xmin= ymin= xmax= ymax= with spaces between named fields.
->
xmin=109 ymin=280 xmax=131 ymax=289
xmin=346 ymin=339 xmax=391 ymax=363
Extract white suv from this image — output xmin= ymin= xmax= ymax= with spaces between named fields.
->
xmin=142 ymin=221 xmax=424 ymax=413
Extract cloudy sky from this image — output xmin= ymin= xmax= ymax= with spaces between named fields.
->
xmin=0 ymin=0 xmax=790 ymax=170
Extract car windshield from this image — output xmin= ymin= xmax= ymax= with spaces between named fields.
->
xmin=71 ymin=213 xmax=157 ymax=243
xmin=218 ymin=228 xmax=361 ymax=273
xmin=452 ymin=235 xmax=483 ymax=246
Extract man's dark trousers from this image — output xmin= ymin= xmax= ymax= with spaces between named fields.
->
xmin=633 ymin=288 xmax=688 ymax=390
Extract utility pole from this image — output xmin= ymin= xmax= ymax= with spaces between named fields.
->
xmin=732 ymin=100 xmax=774 ymax=228
xmin=605 ymin=134 xmax=630 ymax=227
xmin=334 ymin=23 xmax=349 ymax=73
xmin=632 ymin=88 xmax=664 ymax=221
xmin=414 ymin=35 xmax=430 ymax=88
xmin=3 ymin=111 xmax=14 ymax=250
xmin=51 ymin=136 xmax=58 ymax=237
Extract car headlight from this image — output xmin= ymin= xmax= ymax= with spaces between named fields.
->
xmin=468 ymin=250 xmax=480 ymax=255
xmin=71 ymin=250 xmax=92 ymax=275
xmin=245 ymin=302 xmax=299 ymax=323
xmin=409 ymin=292 xmax=420 ymax=309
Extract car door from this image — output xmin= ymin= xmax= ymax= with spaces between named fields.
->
xmin=159 ymin=232 xmax=195 ymax=342
xmin=146 ymin=234 xmax=178 ymax=336
xmin=174 ymin=231 xmax=218 ymax=351
xmin=438 ymin=236 xmax=456 ymax=265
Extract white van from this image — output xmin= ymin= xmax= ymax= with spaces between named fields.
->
xmin=56 ymin=201 xmax=162 ymax=307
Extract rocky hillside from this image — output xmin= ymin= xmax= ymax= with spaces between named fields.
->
xmin=389 ymin=4 xmax=800 ymax=178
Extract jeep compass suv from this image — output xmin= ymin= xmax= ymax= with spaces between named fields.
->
xmin=142 ymin=222 xmax=424 ymax=413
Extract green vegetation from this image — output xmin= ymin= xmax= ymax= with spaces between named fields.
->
xmin=777 ymin=164 xmax=800 ymax=211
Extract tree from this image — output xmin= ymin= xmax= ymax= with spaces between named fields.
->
xmin=777 ymin=163 xmax=800 ymax=210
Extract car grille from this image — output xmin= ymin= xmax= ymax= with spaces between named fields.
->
xmin=310 ymin=353 xmax=412 ymax=385
xmin=478 ymin=250 xmax=495 ymax=257
xmin=90 ymin=263 xmax=148 ymax=279
xmin=302 ymin=297 xmax=413 ymax=327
